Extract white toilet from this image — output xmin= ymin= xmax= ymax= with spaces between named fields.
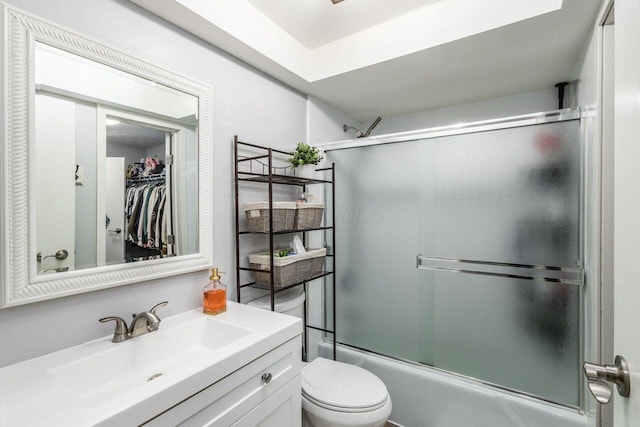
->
xmin=301 ymin=357 xmax=392 ymax=427
xmin=247 ymin=287 xmax=392 ymax=427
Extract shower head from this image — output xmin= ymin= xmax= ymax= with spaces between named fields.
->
xmin=364 ymin=116 xmax=382 ymax=137
xmin=343 ymin=116 xmax=382 ymax=138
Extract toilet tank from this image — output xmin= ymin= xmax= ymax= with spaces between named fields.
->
xmin=246 ymin=286 xmax=305 ymax=318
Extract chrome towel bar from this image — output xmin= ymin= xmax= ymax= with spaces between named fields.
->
xmin=416 ymin=255 xmax=583 ymax=286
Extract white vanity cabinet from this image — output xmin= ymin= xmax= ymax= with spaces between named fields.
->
xmin=0 ymin=303 xmax=301 ymax=426
xmin=143 ymin=336 xmax=302 ymax=427
xmin=231 ymin=377 xmax=300 ymax=426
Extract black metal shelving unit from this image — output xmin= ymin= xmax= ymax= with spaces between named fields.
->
xmin=234 ymin=136 xmax=336 ymax=361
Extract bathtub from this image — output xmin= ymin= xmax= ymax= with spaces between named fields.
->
xmin=318 ymin=343 xmax=590 ymax=427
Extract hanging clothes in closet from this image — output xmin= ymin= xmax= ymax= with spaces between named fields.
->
xmin=125 ymin=182 xmax=167 ymax=252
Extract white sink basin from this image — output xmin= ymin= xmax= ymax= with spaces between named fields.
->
xmin=49 ymin=316 xmax=251 ymax=404
xmin=0 ymin=302 xmax=301 ymax=426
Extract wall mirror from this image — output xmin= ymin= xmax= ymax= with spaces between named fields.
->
xmin=1 ymin=5 xmax=213 ymax=307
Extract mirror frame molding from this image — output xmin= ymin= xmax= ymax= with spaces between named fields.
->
xmin=0 ymin=4 xmax=213 ymax=307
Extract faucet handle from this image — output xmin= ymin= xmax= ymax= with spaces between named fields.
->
xmin=149 ymin=301 xmax=168 ymax=315
xmin=99 ymin=316 xmax=129 ymax=343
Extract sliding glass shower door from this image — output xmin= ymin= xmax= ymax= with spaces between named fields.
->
xmin=328 ymin=116 xmax=582 ymax=407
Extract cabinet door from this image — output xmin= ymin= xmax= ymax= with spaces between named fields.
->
xmin=143 ymin=336 xmax=301 ymax=426
xmin=231 ymin=376 xmax=301 ymax=427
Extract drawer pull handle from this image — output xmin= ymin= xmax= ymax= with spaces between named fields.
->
xmin=261 ymin=372 xmax=273 ymax=384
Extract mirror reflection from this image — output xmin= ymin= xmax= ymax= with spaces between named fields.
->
xmin=108 ymin=119 xmax=170 ymax=265
xmin=34 ymin=42 xmax=199 ymax=275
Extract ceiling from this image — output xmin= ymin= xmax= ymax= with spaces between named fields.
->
xmin=107 ymin=121 xmax=166 ymax=148
xmin=130 ymin=0 xmax=602 ymax=123
xmin=244 ymin=0 xmax=439 ymax=49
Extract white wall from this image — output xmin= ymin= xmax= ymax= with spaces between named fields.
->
xmin=306 ymin=96 xmax=362 ymax=145
xmin=0 ymin=0 xmax=308 ymax=368
xmin=107 ymin=142 xmax=147 ymax=169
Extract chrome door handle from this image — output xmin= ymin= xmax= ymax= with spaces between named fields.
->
xmin=583 ymin=355 xmax=631 ymax=404
xmin=261 ymin=372 xmax=272 ymax=384
xmin=37 ymin=249 xmax=69 ymax=262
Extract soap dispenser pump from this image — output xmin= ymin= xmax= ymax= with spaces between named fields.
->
xmin=203 ymin=268 xmax=226 ymax=315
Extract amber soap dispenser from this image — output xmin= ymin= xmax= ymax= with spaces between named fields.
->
xmin=203 ymin=268 xmax=226 ymax=315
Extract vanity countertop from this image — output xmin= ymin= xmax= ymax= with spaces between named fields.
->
xmin=0 ymin=301 xmax=301 ymax=426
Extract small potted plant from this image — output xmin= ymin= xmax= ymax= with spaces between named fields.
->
xmin=288 ymin=142 xmax=323 ymax=179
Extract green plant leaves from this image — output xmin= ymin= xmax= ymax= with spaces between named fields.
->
xmin=288 ymin=142 xmax=323 ymax=167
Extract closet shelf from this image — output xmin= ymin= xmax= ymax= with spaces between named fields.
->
xmin=126 ymin=173 xmax=166 ymax=184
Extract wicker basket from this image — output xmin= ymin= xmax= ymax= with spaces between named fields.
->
xmin=294 ymin=203 xmax=325 ymax=230
xmin=244 ymin=202 xmax=296 ymax=232
xmin=249 ymin=248 xmax=326 ymax=287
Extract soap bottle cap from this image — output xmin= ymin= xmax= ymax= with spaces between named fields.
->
xmin=210 ymin=268 xmax=221 ymax=281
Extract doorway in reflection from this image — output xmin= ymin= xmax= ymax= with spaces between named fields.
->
xmin=34 ymin=93 xmax=199 ymax=274
xmin=105 ymin=118 xmax=172 ymax=265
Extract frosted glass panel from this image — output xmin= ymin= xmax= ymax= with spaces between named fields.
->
xmin=329 ymin=119 xmax=581 ymax=406
xmin=420 ymin=122 xmax=580 ymax=267
xmin=333 ymin=141 xmax=429 ymax=362
xmin=428 ymin=270 xmax=580 ymax=404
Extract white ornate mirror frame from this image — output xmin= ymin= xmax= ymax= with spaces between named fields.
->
xmin=0 ymin=4 xmax=213 ymax=307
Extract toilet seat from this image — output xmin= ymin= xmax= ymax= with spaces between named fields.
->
xmin=302 ymin=391 xmax=389 ymax=413
xmin=302 ymin=358 xmax=389 ymax=413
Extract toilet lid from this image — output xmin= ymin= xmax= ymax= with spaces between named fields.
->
xmin=301 ymin=358 xmax=388 ymax=412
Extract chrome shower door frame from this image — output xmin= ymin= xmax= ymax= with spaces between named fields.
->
xmin=319 ymin=107 xmax=592 ymax=411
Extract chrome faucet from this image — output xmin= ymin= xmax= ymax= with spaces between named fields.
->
xmin=99 ymin=301 xmax=168 ymax=343
xmin=129 ymin=301 xmax=168 ymax=338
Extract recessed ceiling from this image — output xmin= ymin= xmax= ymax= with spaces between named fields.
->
xmin=245 ymin=0 xmax=438 ymax=49
xmin=130 ymin=0 xmax=601 ymax=123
